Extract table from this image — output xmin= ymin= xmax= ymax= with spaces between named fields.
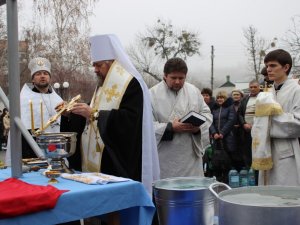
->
xmin=0 ymin=168 xmax=155 ymax=225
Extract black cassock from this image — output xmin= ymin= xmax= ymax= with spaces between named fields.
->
xmin=61 ymin=77 xmax=143 ymax=181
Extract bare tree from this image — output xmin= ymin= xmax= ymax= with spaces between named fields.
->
xmin=127 ymin=36 xmax=162 ymax=82
xmin=128 ymin=18 xmax=201 ymax=82
xmin=0 ymin=7 xmax=6 ymax=40
xmin=284 ymin=15 xmax=300 ymax=69
xmin=0 ymin=6 xmax=8 ymax=93
xmin=22 ymin=0 xmax=99 ymax=100
xmin=243 ymin=25 xmax=275 ymax=80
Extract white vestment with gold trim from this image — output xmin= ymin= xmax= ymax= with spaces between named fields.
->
xmin=81 ymin=61 xmax=133 ymax=172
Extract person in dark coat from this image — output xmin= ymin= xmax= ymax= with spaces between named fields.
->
xmin=201 ymin=87 xmax=215 ymax=110
xmin=209 ymin=90 xmax=236 ymax=183
xmin=230 ymin=89 xmax=245 ymax=171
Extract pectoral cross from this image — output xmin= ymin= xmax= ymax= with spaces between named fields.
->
xmin=104 ymin=84 xmax=121 ymax=102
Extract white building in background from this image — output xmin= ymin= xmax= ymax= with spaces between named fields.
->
xmin=213 ymin=75 xmax=235 ymax=96
xmin=234 ymin=81 xmax=250 ymax=95
xmin=213 ymin=75 xmax=253 ymax=97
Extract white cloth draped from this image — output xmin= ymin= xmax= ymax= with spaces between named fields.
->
xmin=251 ymin=91 xmax=283 ymax=171
xmin=61 ymin=172 xmax=130 ymax=185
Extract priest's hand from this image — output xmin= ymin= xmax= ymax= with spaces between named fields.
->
xmin=55 ymin=101 xmax=70 ymax=117
xmin=69 ymin=103 xmax=92 ymax=120
xmin=172 ymin=118 xmax=198 ymax=133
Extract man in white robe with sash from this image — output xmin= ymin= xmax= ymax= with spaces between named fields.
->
xmin=258 ymin=49 xmax=300 ymax=185
xmin=6 ymin=57 xmax=62 ymax=166
xmin=150 ymin=58 xmax=212 ymax=179
xmin=63 ymin=34 xmax=160 ymax=195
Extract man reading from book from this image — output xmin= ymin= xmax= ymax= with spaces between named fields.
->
xmin=150 ymin=58 xmax=212 ymax=179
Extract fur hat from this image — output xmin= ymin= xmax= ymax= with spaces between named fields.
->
xmin=28 ymin=57 xmax=51 ymax=78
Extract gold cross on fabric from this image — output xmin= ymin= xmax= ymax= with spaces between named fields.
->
xmin=116 ymin=66 xmax=125 ymax=75
xmin=252 ymin=137 xmax=260 ymax=151
xmin=37 ymin=59 xmax=44 ymax=66
xmin=104 ymin=84 xmax=121 ymax=102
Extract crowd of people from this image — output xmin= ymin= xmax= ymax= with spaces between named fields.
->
xmin=202 ymin=80 xmax=261 ymax=183
xmin=3 ymin=34 xmax=300 ymax=223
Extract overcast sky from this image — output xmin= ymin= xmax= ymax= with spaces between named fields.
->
xmin=89 ymin=0 xmax=300 ymax=85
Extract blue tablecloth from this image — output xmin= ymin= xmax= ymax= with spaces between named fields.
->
xmin=0 ymin=168 xmax=155 ymax=225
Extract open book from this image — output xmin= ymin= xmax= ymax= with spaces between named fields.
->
xmin=180 ymin=111 xmax=206 ymax=126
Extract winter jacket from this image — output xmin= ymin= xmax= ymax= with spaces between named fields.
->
xmin=209 ymin=99 xmax=237 ymax=152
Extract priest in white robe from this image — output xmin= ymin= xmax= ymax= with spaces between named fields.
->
xmin=150 ymin=58 xmax=212 ymax=179
xmin=6 ymin=57 xmax=63 ymax=166
xmin=259 ymin=49 xmax=300 ymax=186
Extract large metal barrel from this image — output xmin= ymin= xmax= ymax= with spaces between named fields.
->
xmin=153 ymin=177 xmax=216 ymax=225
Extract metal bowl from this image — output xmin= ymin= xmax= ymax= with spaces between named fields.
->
xmin=36 ymin=132 xmax=77 ymax=159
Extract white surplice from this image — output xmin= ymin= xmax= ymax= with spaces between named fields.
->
xmin=5 ymin=83 xmax=63 ymax=166
xmin=150 ymin=81 xmax=212 ymax=179
xmin=19 ymin=83 xmax=62 ymax=131
xmin=259 ymin=79 xmax=300 ymax=185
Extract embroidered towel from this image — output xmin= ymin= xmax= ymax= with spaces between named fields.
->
xmin=61 ymin=172 xmax=130 ymax=185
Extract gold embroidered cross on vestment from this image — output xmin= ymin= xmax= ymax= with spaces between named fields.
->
xmin=104 ymin=84 xmax=121 ymax=102
xmin=116 ymin=66 xmax=125 ymax=75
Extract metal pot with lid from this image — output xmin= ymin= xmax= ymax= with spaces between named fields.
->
xmin=209 ymin=183 xmax=300 ymax=225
